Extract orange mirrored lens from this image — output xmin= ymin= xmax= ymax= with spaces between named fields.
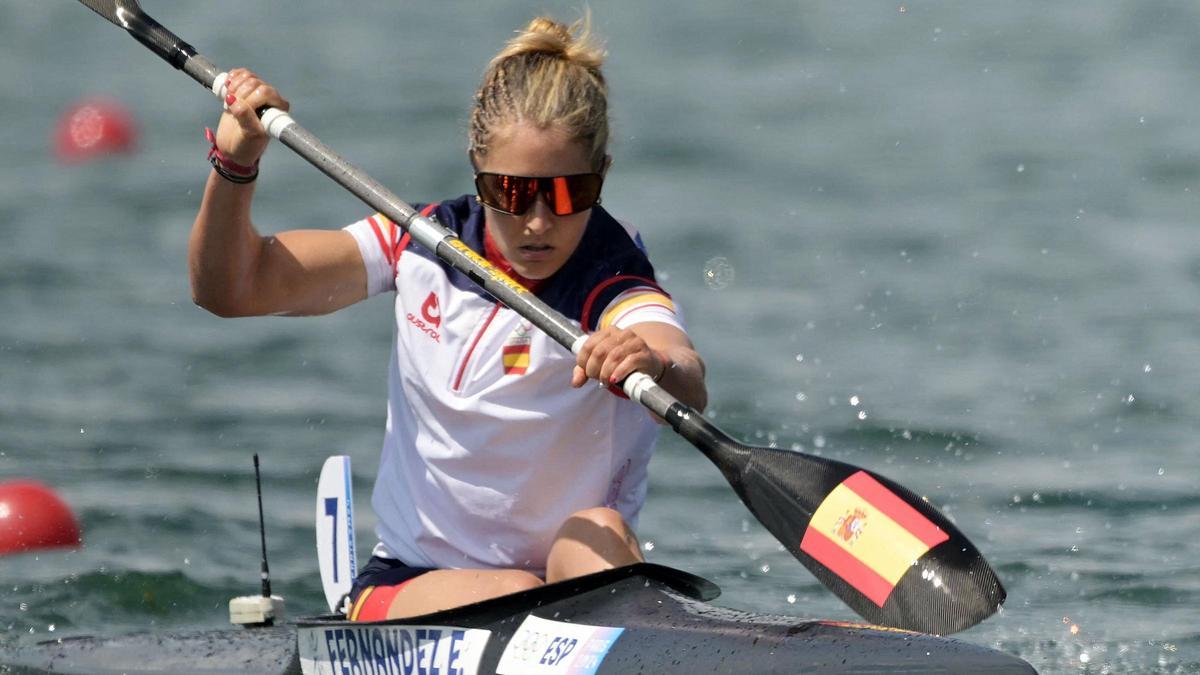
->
xmin=476 ymin=173 xmax=602 ymax=216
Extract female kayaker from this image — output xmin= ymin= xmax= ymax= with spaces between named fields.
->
xmin=190 ymin=14 xmax=707 ymax=620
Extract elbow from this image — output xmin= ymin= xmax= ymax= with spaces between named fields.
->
xmin=192 ymin=293 xmax=246 ymax=318
xmin=190 ymin=281 xmax=255 ymax=318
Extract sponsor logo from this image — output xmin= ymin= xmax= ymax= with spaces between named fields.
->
xmin=297 ymin=624 xmax=490 ymax=675
xmin=497 ymin=615 xmax=624 ymax=675
xmin=407 ymin=292 xmax=442 ymax=343
xmin=834 ymin=508 xmax=867 ymax=544
xmin=421 ymin=292 xmax=442 ymax=327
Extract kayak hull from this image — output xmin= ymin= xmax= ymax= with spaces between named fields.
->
xmin=1 ymin=564 xmax=1035 ymax=674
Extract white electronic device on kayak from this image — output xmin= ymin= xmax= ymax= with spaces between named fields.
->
xmin=228 ymin=454 xmax=285 ymax=627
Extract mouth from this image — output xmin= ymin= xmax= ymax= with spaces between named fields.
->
xmin=518 ymin=243 xmax=553 ymax=260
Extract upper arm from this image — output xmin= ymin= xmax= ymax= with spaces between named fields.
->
xmin=247 ymin=228 xmax=368 ymax=316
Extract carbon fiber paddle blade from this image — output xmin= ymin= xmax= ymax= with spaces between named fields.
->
xmin=76 ymin=0 xmax=192 ymax=69
xmin=712 ymin=442 xmax=1005 ymax=634
xmin=77 ymin=0 xmax=140 ymax=26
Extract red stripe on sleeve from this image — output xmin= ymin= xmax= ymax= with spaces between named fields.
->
xmin=366 ymin=216 xmax=394 ymax=266
xmin=800 ymin=527 xmax=896 ymax=607
xmin=606 ymin=301 xmax=676 ymax=329
xmin=580 ymin=275 xmax=666 ymax=331
xmin=844 ymin=472 xmax=949 ymax=549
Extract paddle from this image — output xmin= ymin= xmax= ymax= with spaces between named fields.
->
xmin=75 ymin=0 xmax=1006 ymax=634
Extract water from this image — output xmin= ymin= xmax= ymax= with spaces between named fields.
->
xmin=2 ymin=1 xmax=1199 ymax=672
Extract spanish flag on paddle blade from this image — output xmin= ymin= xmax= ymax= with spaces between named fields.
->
xmin=799 ymin=471 xmax=949 ymax=608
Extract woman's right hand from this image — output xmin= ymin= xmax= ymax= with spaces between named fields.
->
xmin=214 ymin=68 xmax=291 ymax=167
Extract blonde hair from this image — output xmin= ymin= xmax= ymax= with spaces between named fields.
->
xmin=469 ymin=13 xmax=609 ymax=170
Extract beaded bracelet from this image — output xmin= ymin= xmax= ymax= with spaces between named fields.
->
xmin=204 ymin=127 xmax=259 ymax=184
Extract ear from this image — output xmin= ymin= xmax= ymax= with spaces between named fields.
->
xmin=600 ymin=154 xmax=613 ymax=177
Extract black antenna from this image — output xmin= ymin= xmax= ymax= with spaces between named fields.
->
xmin=253 ymin=453 xmax=272 ymax=599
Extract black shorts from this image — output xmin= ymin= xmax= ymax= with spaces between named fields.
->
xmin=345 ymin=556 xmax=435 ymax=621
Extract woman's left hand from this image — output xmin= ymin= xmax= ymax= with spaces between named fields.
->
xmin=571 ymin=326 xmax=665 ymax=388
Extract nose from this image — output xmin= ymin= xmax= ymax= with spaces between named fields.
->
xmin=523 ymin=195 xmax=555 ymax=234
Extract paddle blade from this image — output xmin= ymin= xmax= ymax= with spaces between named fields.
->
xmin=77 ymin=0 xmax=142 ymax=27
xmin=75 ymin=0 xmax=194 ymax=70
xmin=701 ymin=437 xmax=1004 ymax=634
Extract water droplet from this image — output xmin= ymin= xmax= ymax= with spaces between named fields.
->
xmin=787 ymin=594 xmax=797 ymax=604
xmin=1143 ymin=363 xmax=1152 ymax=373
xmin=849 ymin=395 xmax=860 ymax=406
xmin=1016 ymin=163 xmax=1025 ymax=173
xmin=1157 ymin=467 xmax=1165 ymax=476
xmin=794 ymin=354 xmax=804 ymax=362
xmin=760 ymin=564 xmax=770 ymax=574
xmin=48 ymin=624 xmax=55 ymax=632
xmin=702 ymin=257 xmax=734 ymax=290
xmin=794 ymin=392 xmax=807 ymax=402
xmin=1125 ymin=394 xmax=1135 ymax=404
xmin=642 ymin=541 xmax=655 ymax=552
xmin=857 ymin=411 xmax=867 ymax=420
xmin=19 ymin=603 xmax=28 ymax=612
xmin=813 ymin=435 xmax=826 ymax=449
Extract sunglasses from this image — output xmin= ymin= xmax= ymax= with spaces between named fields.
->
xmin=474 ymin=171 xmax=604 ymax=217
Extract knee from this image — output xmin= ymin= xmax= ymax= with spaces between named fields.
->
xmin=496 ymin=571 xmax=543 ymax=595
xmin=559 ymin=507 xmax=628 ymax=535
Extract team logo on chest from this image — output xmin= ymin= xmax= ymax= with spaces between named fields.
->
xmin=502 ymin=321 xmax=533 ymax=375
xmin=406 ymin=291 xmax=442 ymax=343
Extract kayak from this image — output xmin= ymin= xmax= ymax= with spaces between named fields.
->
xmin=0 ymin=562 xmax=1034 ymax=674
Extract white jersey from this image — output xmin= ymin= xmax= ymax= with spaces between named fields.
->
xmin=344 ymin=195 xmax=685 ymax=574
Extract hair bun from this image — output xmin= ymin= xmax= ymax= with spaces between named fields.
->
xmin=493 ymin=14 xmax=605 ymax=71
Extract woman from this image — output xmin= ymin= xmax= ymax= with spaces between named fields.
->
xmin=191 ymin=15 xmax=706 ymax=620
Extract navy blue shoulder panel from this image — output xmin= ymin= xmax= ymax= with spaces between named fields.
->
xmin=403 ymin=195 xmax=662 ymax=327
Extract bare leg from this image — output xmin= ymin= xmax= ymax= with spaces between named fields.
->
xmin=544 ymin=507 xmax=644 ymax=584
xmin=384 ymin=569 xmax=543 ymax=619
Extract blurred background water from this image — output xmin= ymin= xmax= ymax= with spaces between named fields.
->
xmin=2 ymin=1 xmax=1199 ymax=672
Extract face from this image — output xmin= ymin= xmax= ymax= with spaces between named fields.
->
xmin=475 ymin=121 xmax=597 ymax=280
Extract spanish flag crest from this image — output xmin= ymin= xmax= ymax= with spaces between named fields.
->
xmin=502 ymin=322 xmax=533 ymax=375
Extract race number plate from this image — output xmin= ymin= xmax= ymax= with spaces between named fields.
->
xmin=496 ymin=615 xmax=624 ymax=675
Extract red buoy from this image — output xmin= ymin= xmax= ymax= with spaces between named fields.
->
xmin=54 ymin=97 xmax=138 ymax=163
xmin=0 ymin=480 xmax=82 ymax=555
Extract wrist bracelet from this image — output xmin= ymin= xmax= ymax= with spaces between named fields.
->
xmin=205 ymin=127 xmax=259 ymax=184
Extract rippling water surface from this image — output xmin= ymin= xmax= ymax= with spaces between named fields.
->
xmin=3 ymin=2 xmax=1200 ymax=672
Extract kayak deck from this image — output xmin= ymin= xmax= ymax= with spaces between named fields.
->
xmin=1 ymin=563 xmax=1035 ymax=674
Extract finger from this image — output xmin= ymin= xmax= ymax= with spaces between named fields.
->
xmin=598 ymin=340 xmax=640 ymax=383
xmin=571 ymin=365 xmax=587 ymax=388
xmin=605 ymin=344 xmax=656 ymax=384
xmin=583 ymin=338 xmax=617 ymax=381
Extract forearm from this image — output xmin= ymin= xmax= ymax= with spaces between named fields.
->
xmin=654 ymin=345 xmax=707 ymax=412
xmin=189 ymin=171 xmax=268 ymax=316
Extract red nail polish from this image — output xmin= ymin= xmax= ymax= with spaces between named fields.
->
xmin=225 ymin=94 xmax=236 ymax=106
xmin=608 ymin=375 xmax=617 ymax=384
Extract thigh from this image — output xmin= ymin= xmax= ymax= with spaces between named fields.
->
xmin=354 ymin=568 xmax=544 ymax=621
xmin=382 ymin=569 xmax=545 ymax=619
